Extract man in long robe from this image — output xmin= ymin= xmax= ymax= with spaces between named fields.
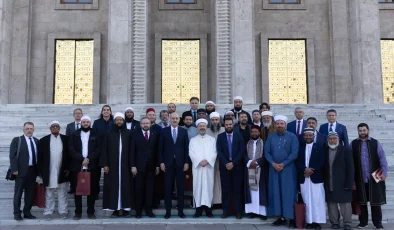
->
xmin=260 ymin=111 xmax=275 ymax=142
xmin=296 ymin=128 xmax=326 ymax=229
xmin=189 ymin=119 xmax=217 ymax=218
xmin=265 ymin=115 xmax=299 ymax=228
xmin=206 ymin=112 xmax=225 ymax=206
xmin=244 ymin=125 xmax=268 ymax=220
xmin=100 ymin=112 xmax=133 ymax=217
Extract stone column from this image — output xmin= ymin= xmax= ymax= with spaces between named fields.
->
xmin=0 ymin=0 xmax=12 ymax=104
xmin=328 ymin=0 xmax=352 ymax=103
xmin=231 ymin=0 xmax=256 ymax=103
xmin=107 ymin=0 xmax=132 ymax=104
xmin=348 ymin=0 xmax=383 ymax=103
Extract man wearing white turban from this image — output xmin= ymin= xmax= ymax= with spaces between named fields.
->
xmin=230 ymin=96 xmax=252 ymax=124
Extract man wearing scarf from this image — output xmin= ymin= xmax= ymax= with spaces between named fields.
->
xmin=100 ymin=112 xmax=133 ymax=218
xmin=230 ymin=96 xmax=252 ymax=124
xmin=124 ymin=107 xmax=140 ymax=130
xmin=244 ymin=125 xmax=268 ymax=220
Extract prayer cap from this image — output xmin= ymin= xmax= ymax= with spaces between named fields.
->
xmin=205 ymin=101 xmax=215 ymax=105
xmin=49 ymin=120 xmax=60 ymax=127
xmin=274 ymin=115 xmax=288 ymax=123
xmin=209 ymin=112 xmax=220 ymax=119
xmin=225 ymin=111 xmax=234 ymax=115
xmin=234 ymin=96 xmax=243 ymax=101
xmin=303 ymin=127 xmax=314 ymax=134
xmin=125 ymin=107 xmax=134 ymax=112
xmin=114 ymin=112 xmax=125 ymax=120
xmin=250 ymin=125 xmax=260 ymax=132
xmin=261 ymin=111 xmax=273 ymax=117
xmin=81 ymin=116 xmax=91 ymax=122
xmin=146 ymin=108 xmax=155 ymax=114
xmin=196 ymin=119 xmax=208 ymax=126
xmin=328 ymin=131 xmax=339 ymax=137
xmin=197 ymin=108 xmax=206 ymax=113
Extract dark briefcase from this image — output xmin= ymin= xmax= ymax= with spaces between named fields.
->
xmin=352 ymin=190 xmax=361 ymax=215
xmin=76 ymin=170 xmax=91 ymax=196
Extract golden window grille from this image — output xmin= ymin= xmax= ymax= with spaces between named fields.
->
xmin=381 ymin=40 xmax=394 ymax=104
xmin=268 ymin=40 xmax=307 ymax=104
xmin=162 ymin=40 xmax=200 ymax=104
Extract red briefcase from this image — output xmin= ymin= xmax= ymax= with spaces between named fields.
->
xmin=33 ymin=183 xmax=45 ymax=208
xmin=184 ymin=168 xmax=193 ymax=191
xmin=294 ymin=193 xmax=306 ymax=229
xmin=352 ymin=190 xmax=361 ymax=215
xmin=76 ymin=170 xmax=91 ymax=196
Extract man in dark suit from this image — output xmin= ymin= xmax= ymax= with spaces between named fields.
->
xmin=287 ymin=107 xmax=307 ymax=138
xmin=296 ymin=128 xmax=326 ymax=229
xmin=159 ymin=112 xmax=189 ymax=219
xmin=217 ymin=117 xmax=245 ymax=219
xmin=9 ymin=122 xmax=39 ymax=220
xmin=306 ymin=117 xmax=327 ymax=150
xmin=319 ymin=109 xmax=349 ymax=146
xmin=124 ymin=107 xmax=140 ymax=130
xmin=68 ymin=116 xmax=101 ymax=220
xmin=131 ymin=117 xmax=160 ymax=218
xmin=66 ymin=108 xmax=83 ymax=137
xmin=180 ymin=97 xmax=200 ymax=126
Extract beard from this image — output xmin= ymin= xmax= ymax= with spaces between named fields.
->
xmin=234 ymin=106 xmax=242 ymax=112
xmin=276 ymin=127 xmax=285 ymax=135
xmin=359 ymin=134 xmax=369 ymax=139
xmin=225 ymin=128 xmax=233 ymax=134
xmin=210 ymin=123 xmax=221 ymax=133
xmin=328 ymin=143 xmax=339 ymax=149
xmin=161 ymin=120 xmax=168 ymax=126
xmin=125 ymin=116 xmax=134 ymax=122
xmin=251 ymin=135 xmax=259 ymax=140
xmin=263 ymin=121 xmax=272 ymax=128
xmin=184 ymin=123 xmax=192 ymax=128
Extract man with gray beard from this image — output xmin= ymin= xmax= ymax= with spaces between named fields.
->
xmin=206 ymin=112 xmax=225 ymax=206
xmin=324 ymin=132 xmax=354 ymax=230
xmin=260 ymin=111 xmax=275 ymax=142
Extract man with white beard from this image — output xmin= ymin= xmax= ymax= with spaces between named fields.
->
xmin=206 ymin=112 xmax=225 ymax=206
xmin=260 ymin=111 xmax=275 ymax=142
xmin=189 ymin=119 xmax=217 ymax=218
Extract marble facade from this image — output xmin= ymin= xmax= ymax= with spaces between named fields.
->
xmin=0 ymin=0 xmax=393 ymax=104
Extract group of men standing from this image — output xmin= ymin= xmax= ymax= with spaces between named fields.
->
xmin=8 ymin=97 xmax=388 ymax=230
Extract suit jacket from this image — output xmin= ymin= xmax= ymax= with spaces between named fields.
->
xmin=38 ymin=134 xmax=70 ymax=187
xmin=159 ymin=126 xmax=189 ymax=167
xmin=296 ymin=143 xmax=325 ymax=184
xmin=9 ymin=135 xmax=39 ymax=177
xmin=124 ymin=120 xmax=141 ymax=131
xmin=216 ymin=131 xmax=245 ymax=171
xmin=230 ymin=109 xmax=252 ymax=125
xmin=130 ymin=128 xmax=160 ymax=172
xmin=287 ymin=119 xmax=307 ymax=136
xmin=66 ymin=121 xmax=77 ymax=137
xmin=68 ymin=129 xmax=100 ymax=172
xmin=319 ymin=122 xmax=349 ymax=146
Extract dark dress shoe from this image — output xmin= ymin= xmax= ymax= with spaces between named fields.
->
xmin=111 ymin=211 xmax=119 ymax=218
xmin=236 ymin=213 xmax=243 ymax=219
xmin=122 ymin=211 xmax=130 ymax=217
xmin=206 ymin=213 xmax=214 ymax=218
xmin=314 ymin=223 xmax=322 ymax=230
xmin=272 ymin=217 xmax=287 ymax=226
xmin=344 ymin=225 xmax=352 ymax=230
xmin=178 ymin=212 xmax=186 ymax=218
xmin=146 ymin=212 xmax=156 ymax=218
xmin=14 ymin=215 xmax=23 ymax=221
xmin=164 ymin=212 xmax=171 ymax=219
xmin=331 ymin=224 xmax=340 ymax=229
xmin=23 ymin=213 xmax=36 ymax=219
xmin=87 ymin=214 xmax=96 ymax=219
xmin=288 ymin=219 xmax=296 ymax=229
xmin=193 ymin=213 xmax=201 ymax=218
xmin=247 ymin=213 xmax=256 ymax=218
xmin=135 ymin=215 xmax=142 ymax=219
xmin=221 ymin=212 xmax=228 ymax=219
xmin=73 ymin=214 xmax=82 ymax=220
xmin=260 ymin=215 xmax=267 ymax=220
xmin=306 ymin=223 xmax=314 ymax=229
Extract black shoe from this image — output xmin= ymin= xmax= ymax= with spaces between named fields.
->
xmin=272 ymin=217 xmax=287 ymax=226
xmin=288 ymin=219 xmax=296 ymax=228
xmin=23 ymin=213 xmax=36 ymax=219
xmin=178 ymin=212 xmax=186 ymax=218
xmin=375 ymin=224 xmax=384 ymax=230
xmin=122 ymin=210 xmax=130 ymax=217
xmin=87 ymin=214 xmax=96 ymax=219
xmin=221 ymin=212 xmax=228 ymax=219
xmin=14 ymin=215 xmax=23 ymax=221
xmin=206 ymin=213 xmax=214 ymax=218
xmin=357 ymin=223 xmax=368 ymax=229
xmin=247 ymin=213 xmax=256 ymax=218
xmin=344 ymin=225 xmax=352 ymax=230
xmin=236 ymin=213 xmax=243 ymax=219
xmin=306 ymin=224 xmax=314 ymax=229
xmin=111 ymin=211 xmax=119 ymax=218
xmin=193 ymin=212 xmax=201 ymax=218
xmin=314 ymin=223 xmax=322 ymax=230
xmin=260 ymin=215 xmax=267 ymax=220
xmin=135 ymin=215 xmax=142 ymax=219
xmin=164 ymin=212 xmax=171 ymax=219
xmin=331 ymin=224 xmax=340 ymax=229
xmin=146 ymin=212 xmax=156 ymax=218
xmin=73 ymin=213 xmax=82 ymax=220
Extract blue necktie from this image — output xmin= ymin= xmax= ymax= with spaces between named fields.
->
xmin=227 ymin=134 xmax=233 ymax=160
xmin=193 ymin=111 xmax=196 ymax=121
xmin=172 ymin=128 xmax=177 ymax=144
xmin=329 ymin=123 xmax=333 ymax=132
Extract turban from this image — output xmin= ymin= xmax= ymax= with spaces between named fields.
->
xmin=196 ymin=119 xmax=208 ymax=126
xmin=205 ymin=101 xmax=215 ymax=105
xmin=274 ymin=115 xmax=288 ymax=123
xmin=81 ymin=116 xmax=91 ymax=122
xmin=113 ymin=112 xmax=125 ymax=120
xmin=225 ymin=111 xmax=234 ymax=115
xmin=49 ymin=120 xmax=60 ymax=127
xmin=261 ymin=111 xmax=273 ymax=117
xmin=233 ymin=96 xmax=243 ymax=101
xmin=303 ymin=127 xmax=315 ymax=134
xmin=197 ymin=108 xmax=206 ymax=113
xmin=250 ymin=125 xmax=260 ymax=132
xmin=209 ymin=112 xmax=220 ymax=119
xmin=124 ymin=107 xmax=134 ymax=113
xmin=146 ymin=108 xmax=155 ymax=114
xmin=328 ymin=131 xmax=339 ymax=137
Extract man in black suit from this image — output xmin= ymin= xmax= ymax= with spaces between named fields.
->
xmin=159 ymin=112 xmax=190 ymax=219
xmin=124 ymin=107 xmax=140 ymax=130
xmin=68 ymin=116 xmax=101 ymax=220
xmin=131 ymin=117 xmax=160 ymax=218
xmin=66 ymin=108 xmax=83 ymax=137
xmin=9 ymin=122 xmax=39 ymax=221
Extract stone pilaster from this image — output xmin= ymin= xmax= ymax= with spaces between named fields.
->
xmin=232 ymin=0 xmax=256 ymax=103
xmin=0 ymin=0 xmax=12 ymax=104
xmin=348 ymin=0 xmax=383 ymax=103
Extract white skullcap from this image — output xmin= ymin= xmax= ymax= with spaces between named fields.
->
xmin=125 ymin=107 xmax=134 ymax=112
xmin=49 ymin=120 xmax=60 ymax=127
xmin=81 ymin=116 xmax=91 ymax=122
xmin=196 ymin=119 xmax=208 ymax=126
xmin=225 ymin=111 xmax=234 ymax=115
xmin=113 ymin=112 xmax=125 ymax=120
xmin=210 ymin=112 xmax=220 ymax=119
xmin=274 ymin=115 xmax=288 ymax=123
xmin=261 ymin=111 xmax=273 ymax=117
xmin=234 ymin=96 xmax=243 ymax=101
xmin=205 ymin=101 xmax=215 ymax=105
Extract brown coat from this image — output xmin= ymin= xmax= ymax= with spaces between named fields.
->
xmin=260 ymin=124 xmax=275 ymax=141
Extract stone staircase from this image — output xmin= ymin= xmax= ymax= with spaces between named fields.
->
xmin=1 ymin=104 xmax=394 ymax=226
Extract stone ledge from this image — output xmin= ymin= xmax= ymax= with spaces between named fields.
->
xmin=380 ymin=3 xmax=394 ymax=10
xmin=262 ymin=0 xmax=306 ymax=10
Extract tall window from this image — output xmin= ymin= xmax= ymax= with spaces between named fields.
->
xmin=61 ymin=0 xmax=92 ymax=4
xmin=166 ymin=0 xmax=196 ymax=3
xmin=268 ymin=40 xmax=307 ymax=104
xmin=379 ymin=0 xmax=394 ymax=3
xmin=54 ymin=40 xmax=94 ymax=104
xmin=269 ymin=0 xmax=300 ymax=3
xmin=381 ymin=40 xmax=394 ymax=103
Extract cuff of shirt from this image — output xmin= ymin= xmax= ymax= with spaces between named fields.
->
xmin=246 ymin=160 xmax=252 ymax=168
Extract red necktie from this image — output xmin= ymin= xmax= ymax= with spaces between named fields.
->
xmin=144 ymin=131 xmax=149 ymax=141
xmin=296 ymin=120 xmax=301 ymax=137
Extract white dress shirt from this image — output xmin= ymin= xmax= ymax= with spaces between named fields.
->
xmin=80 ymin=131 xmax=90 ymax=169
xmin=126 ymin=122 xmax=132 ymax=130
xmin=24 ymin=135 xmax=37 ymax=166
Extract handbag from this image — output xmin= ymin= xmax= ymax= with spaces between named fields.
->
xmin=5 ymin=137 xmax=21 ymax=181
xmin=33 ymin=183 xmax=45 ymax=208
xmin=76 ymin=169 xmax=91 ymax=196
xmin=352 ymin=190 xmax=361 ymax=215
xmin=294 ymin=192 xmax=306 ymax=229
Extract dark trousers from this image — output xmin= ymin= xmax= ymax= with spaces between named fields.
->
xmin=359 ymin=182 xmax=382 ymax=227
xmin=135 ymin=169 xmax=155 ymax=215
xmin=13 ymin=166 xmax=37 ymax=216
xmin=71 ymin=169 xmax=100 ymax=214
xmin=94 ymin=168 xmax=101 ymax=197
xmin=164 ymin=160 xmax=185 ymax=212
xmin=220 ymin=166 xmax=243 ymax=213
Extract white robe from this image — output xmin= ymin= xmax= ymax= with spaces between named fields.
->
xmin=300 ymin=143 xmax=326 ymax=224
xmin=245 ymin=140 xmax=267 ymax=215
xmin=206 ymin=128 xmax=224 ymax=204
xmin=48 ymin=135 xmax=63 ymax=188
xmin=189 ymin=134 xmax=217 ymax=208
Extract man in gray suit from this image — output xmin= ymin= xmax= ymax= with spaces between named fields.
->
xmin=9 ymin=122 xmax=40 ymax=221
xmin=66 ymin=108 xmax=83 ymax=137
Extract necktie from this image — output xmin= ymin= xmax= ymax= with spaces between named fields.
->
xmin=193 ymin=111 xmax=196 ymax=121
xmin=76 ymin=123 xmax=80 ymax=130
xmin=29 ymin=137 xmax=37 ymax=166
xmin=329 ymin=123 xmax=333 ymax=132
xmin=296 ymin=120 xmax=301 ymax=136
xmin=227 ymin=134 xmax=233 ymax=160
xmin=172 ymin=128 xmax=177 ymax=144
xmin=144 ymin=131 xmax=149 ymax=141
